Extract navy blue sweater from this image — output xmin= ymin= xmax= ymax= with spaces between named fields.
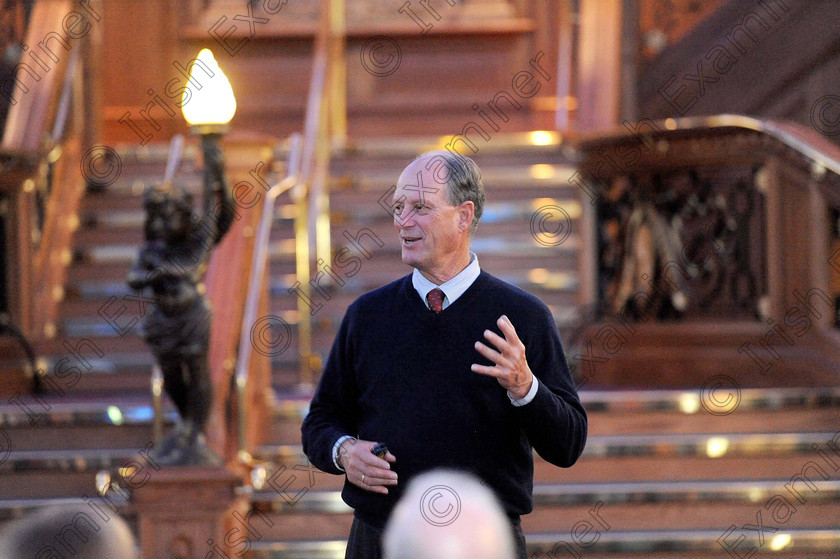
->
xmin=301 ymin=270 xmax=587 ymax=528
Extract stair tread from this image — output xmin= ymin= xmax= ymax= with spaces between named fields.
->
xmin=255 ymin=430 xmax=840 ymax=465
xmin=246 ymin=528 xmax=840 ymax=557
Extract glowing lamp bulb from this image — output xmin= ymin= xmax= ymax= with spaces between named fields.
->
xmin=181 ymin=49 xmax=237 ymax=127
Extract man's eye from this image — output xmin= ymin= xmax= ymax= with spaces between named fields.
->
xmin=415 ymin=204 xmax=428 ymax=214
xmin=393 ymin=204 xmax=403 ymax=214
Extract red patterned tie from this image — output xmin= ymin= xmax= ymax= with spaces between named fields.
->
xmin=426 ymin=288 xmax=444 ymax=313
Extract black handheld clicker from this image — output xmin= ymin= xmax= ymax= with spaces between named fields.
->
xmin=371 ymin=442 xmax=388 ymax=459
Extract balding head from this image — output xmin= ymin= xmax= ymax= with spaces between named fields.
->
xmin=382 ymin=469 xmax=516 ymax=559
xmin=0 ymin=504 xmax=137 ymax=559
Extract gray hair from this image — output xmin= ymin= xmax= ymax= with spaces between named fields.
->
xmin=383 ymin=469 xmax=516 ymax=559
xmin=416 ymin=150 xmax=485 ymax=237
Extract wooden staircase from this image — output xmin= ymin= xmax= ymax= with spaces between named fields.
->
xmin=238 ymin=387 xmax=840 ymax=558
xmin=2 ymin=134 xmax=839 ymax=558
xmin=2 ymin=387 xmax=838 ymax=557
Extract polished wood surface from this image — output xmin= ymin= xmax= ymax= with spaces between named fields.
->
xmin=576 ymin=115 xmax=840 ymax=387
xmin=98 ymin=0 xmax=559 ymax=143
xmin=1 ymin=0 xmax=90 ymax=362
xmin=132 ymin=466 xmax=246 ymax=559
xmin=203 ymin=137 xmax=276 ymax=464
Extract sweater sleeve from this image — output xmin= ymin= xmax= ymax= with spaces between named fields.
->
xmin=512 ymin=302 xmax=588 ymax=468
xmin=301 ymin=305 xmax=361 ymax=475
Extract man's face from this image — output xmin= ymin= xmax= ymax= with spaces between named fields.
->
xmin=392 ymin=157 xmax=472 ymax=282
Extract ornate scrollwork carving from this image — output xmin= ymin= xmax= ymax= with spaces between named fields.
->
xmin=599 ymin=167 xmax=765 ymax=322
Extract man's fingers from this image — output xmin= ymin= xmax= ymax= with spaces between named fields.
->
xmin=359 ymin=451 xmax=396 ymax=473
xmin=364 ymin=471 xmax=399 ymax=485
xmin=366 ymin=462 xmax=398 ymax=481
xmin=471 ymin=363 xmax=501 ymax=378
xmin=497 ymin=315 xmax=522 ymax=344
xmin=353 ymin=466 xmax=398 ymax=494
xmin=474 ymin=340 xmax=509 ymax=366
xmin=482 ymin=329 xmax=509 ymax=353
xmin=350 ymin=475 xmax=395 ymax=494
xmin=345 ymin=439 xmax=398 ymax=494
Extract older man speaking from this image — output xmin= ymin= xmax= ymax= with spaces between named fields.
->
xmin=302 ymin=150 xmax=587 ymax=559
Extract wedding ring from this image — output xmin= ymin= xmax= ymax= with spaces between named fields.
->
xmin=361 ymin=474 xmax=366 ymax=484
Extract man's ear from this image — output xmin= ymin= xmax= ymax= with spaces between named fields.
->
xmin=458 ymin=201 xmax=475 ymax=232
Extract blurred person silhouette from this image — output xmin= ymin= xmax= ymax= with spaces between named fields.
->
xmin=0 ymin=503 xmax=137 ymax=559
xmin=382 ymin=469 xmax=516 ymax=559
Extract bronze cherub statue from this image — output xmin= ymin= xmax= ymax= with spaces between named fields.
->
xmin=128 ymin=137 xmax=235 ymax=465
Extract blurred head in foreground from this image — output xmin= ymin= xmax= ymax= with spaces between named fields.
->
xmin=382 ymin=469 xmax=515 ymax=559
xmin=0 ymin=504 xmax=137 ymax=559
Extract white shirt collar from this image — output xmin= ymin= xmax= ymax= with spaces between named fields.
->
xmin=412 ymin=252 xmax=481 ymax=311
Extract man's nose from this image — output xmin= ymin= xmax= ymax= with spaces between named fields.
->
xmin=394 ymin=211 xmax=415 ymax=228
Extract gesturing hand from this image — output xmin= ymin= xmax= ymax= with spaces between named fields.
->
xmin=471 ymin=315 xmax=534 ymax=400
xmin=338 ymin=438 xmax=397 ymax=495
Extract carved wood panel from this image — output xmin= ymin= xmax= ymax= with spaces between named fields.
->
xmin=597 ymin=165 xmax=767 ymax=322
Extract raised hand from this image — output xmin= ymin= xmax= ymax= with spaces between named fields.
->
xmin=471 ymin=315 xmax=534 ymax=400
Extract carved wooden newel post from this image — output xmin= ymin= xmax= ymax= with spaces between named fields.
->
xmin=133 ymin=468 xmax=247 ymax=559
xmin=128 ymin=48 xmax=247 ymax=558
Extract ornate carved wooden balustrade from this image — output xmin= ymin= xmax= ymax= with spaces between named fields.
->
xmin=572 ymin=115 xmax=840 ymax=388
xmin=0 ymin=0 xmax=98 ymax=393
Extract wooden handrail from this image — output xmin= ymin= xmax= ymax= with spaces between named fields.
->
xmin=576 ymin=114 xmax=840 ymax=179
xmin=234 ymin=134 xmax=301 ymax=461
xmin=1 ymin=0 xmax=91 ymax=360
xmin=1 ymin=0 xmax=75 ymax=155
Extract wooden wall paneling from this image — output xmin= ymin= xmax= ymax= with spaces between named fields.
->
xmin=523 ymin=0 xmax=565 ymax=131
xmin=183 ymin=37 xmax=316 ymax=140
xmin=620 ymin=0 xmax=639 ymax=124
xmin=101 ymin=0 xmax=552 ymax=141
xmin=101 ymin=1 xmax=185 ymax=145
xmin=346 ymin=33 xmax=537 ymax=138
xmin=576 ymin=0 xmax=622 ymax=131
